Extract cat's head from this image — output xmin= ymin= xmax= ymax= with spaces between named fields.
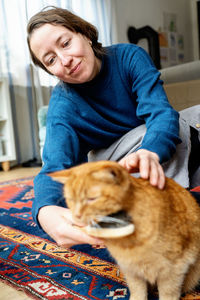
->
xmin=49 ymin=161 xmax=133 ymax=226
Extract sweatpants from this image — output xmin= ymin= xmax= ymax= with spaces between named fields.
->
xmin=88 ymin=105 xmax=200 ymax=189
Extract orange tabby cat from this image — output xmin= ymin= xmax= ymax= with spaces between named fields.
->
xmin=50 ymin=160 xmax=200 ymax=300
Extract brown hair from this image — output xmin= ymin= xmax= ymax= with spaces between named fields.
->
xmin=27 ymin=6 xmax=105 ymax=74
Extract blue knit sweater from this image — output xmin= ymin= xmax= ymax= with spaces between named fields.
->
xmin=33 ymin=44 xmax=180 ymax=226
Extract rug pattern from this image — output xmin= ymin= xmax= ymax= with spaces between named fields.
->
xmin=0 ymin=177 xmax=200 ymax=300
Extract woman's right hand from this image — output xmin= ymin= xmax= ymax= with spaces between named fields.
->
xmin=38 ymin=205 xmax=104 ymax=247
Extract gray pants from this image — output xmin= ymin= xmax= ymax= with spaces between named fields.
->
xmin=88 ymin=105 xmax=200 ymax=189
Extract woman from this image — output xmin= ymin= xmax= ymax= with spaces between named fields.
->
xmin=27 ymin=6 xmax=197 ymax=247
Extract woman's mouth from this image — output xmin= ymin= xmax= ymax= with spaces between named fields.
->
xmin=69 ymin=61 xmax=82 ymax=75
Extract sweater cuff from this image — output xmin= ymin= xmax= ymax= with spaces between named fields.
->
xmin=32 ymin=174 xmax=67 ymax=230
xmin=140 ymin=134 xmax=181 ymax=163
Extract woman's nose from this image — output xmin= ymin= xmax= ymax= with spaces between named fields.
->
xmin=59 ymin=54 xmax=72 ymax=67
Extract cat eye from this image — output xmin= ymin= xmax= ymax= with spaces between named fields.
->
xmin=86 ymin=197 xmax=98 ymax=202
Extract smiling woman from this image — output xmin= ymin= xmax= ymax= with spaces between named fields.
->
xmin=27 ymin=6 xmax=105 ymax=75
xmin=29 ymin=24 xmax=101 ymax=83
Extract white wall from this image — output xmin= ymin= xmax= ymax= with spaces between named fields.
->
xmin=112 ymin=0 xmax=193 ymax=64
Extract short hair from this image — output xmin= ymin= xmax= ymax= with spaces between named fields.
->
xmin=27 ymin=6 xmax=105 ymax=74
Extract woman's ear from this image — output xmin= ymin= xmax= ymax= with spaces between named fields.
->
xmin=83 ymin=35 xmax=92 ymax=45
xmin=48 ymin=169 xmax=71 ymax=184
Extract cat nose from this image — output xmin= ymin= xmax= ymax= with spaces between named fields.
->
xmin=74 ymin=204 xmax=82 ymax=220
xmin=75 ymin=214 xmax=81 ymax=219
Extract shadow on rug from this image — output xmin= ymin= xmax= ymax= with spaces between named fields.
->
xmin=0 ymin=177 xmax=200 ymax=300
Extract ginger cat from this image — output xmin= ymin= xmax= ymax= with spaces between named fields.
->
xmin=50 ymin=160 xmax=200 ymax=300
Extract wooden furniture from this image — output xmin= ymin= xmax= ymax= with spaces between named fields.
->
xmin=0 ymin=77 xmax=16 ymax=171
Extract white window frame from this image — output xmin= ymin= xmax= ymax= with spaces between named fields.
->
xmin=190 ymin=0 xmax=200 ymax=60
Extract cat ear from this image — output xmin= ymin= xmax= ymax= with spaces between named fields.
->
xmin=48 ymin=169 xmax=71 ymax=184
xmin=92 ymin=168 xmax=118 ymax=183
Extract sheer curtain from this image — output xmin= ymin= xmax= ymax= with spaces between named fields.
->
xmin=0 ymin=0 xmax=116 ymax=163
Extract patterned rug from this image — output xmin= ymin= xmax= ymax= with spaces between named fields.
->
xmin=0 ymin=177 xmax=200 ymax=300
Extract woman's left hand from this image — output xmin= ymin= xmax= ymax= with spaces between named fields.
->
xmin=118 ymin=149 xmax=165 ymax=189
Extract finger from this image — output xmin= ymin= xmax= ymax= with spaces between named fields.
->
xmin=56 ymin=211 xmax=104 ymax=245
xmin=139 ymin=156 xmax=150 ymax=179
xmin=72 ymin=225 xmax=104 ymax=245
xmin=118 ymin=156 xmax=129 ymax=169
xmin=52 ymin=223 xmax=104 ymax=247
xmin=119 ymin=154 xmax=139 ymax=173
xmin=57 ymin=236 xmax=104 ymax=248
xmin=149 ymin=161 xmax=165 ymax=189
xmin=60 ymin=238 xmax=105 ymax=248
xmin=157 ymin=164 xmax=165 ymax=189
xmin=149 ymin=159 xmax=159 ymax=184
xmin=56 ymin=237 xmax=82 ymax=248
xmin=127 ymin=154 xmax=139 ymax=172
xmin=64 ymin=224 xmax=104 ymax=245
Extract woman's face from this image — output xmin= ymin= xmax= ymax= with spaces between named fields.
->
xmin=30 ymin=24 xmax=101 ymax=83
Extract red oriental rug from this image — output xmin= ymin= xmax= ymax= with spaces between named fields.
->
xmin=0 ymin=177 xmax=200 ymax=300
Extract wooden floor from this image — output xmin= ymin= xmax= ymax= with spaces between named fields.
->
xmin=0 ymin=165 xmax=41 ymax=182
xmin=0 ymin=165 xmax=41 ymax=300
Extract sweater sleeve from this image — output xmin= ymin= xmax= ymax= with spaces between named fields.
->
xmin=128 ymin=46 xmax=181 ymax=163
xmin=32 ymin=87 xmax=86 ymax=228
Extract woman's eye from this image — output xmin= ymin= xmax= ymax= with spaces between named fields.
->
xmin=63 ymin=40 xmax=70 ymax=48
xmin=48 ymin=57 xmax=55 ymax=66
